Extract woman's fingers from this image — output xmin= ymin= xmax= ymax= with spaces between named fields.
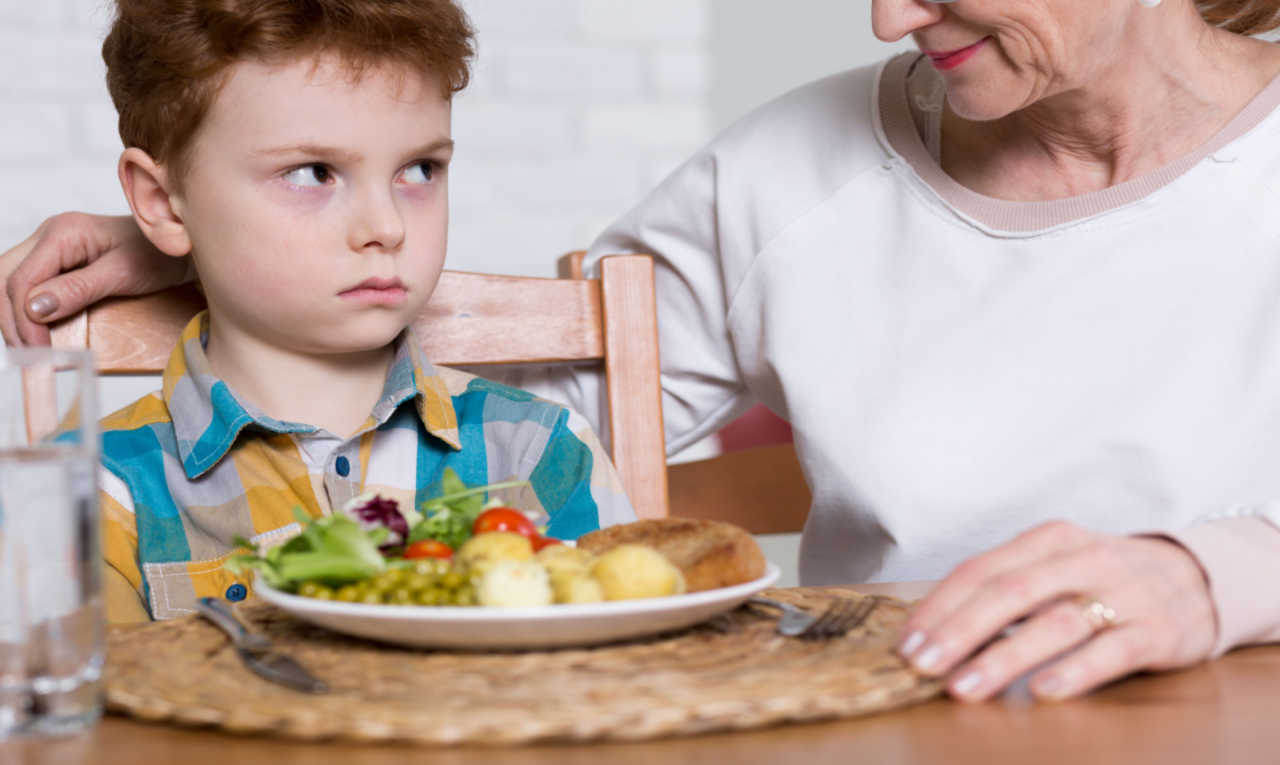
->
xmin=1029 ymin=625 xmax=1150 ymax=700
xmin=0 ymin=224 xmax=50 ymax=345
xmin=0 ymin=213 xmax=182 ymax=347
xmin=946 ymin=597 xmax=1103 ymax=701
xmin=899 ymin=521 xmax=1094 ymax=669
xmin=905 ymin=543 xmax=1112 ymax=677
xmin=901 ymin=528 xmax=1218 ymax=703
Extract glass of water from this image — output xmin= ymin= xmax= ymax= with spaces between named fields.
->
xmin=0 ymin=347 xmax=100 ymax=738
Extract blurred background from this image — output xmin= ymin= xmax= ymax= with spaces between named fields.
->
xmin=0 ymin=0 xmax=912 ymax=583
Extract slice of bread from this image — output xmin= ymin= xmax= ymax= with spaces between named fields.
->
xmin=577 ymin=518 xmax=766 ymax=592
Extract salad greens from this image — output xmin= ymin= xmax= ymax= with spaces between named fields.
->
xmin=407 ymin=469 xmax=529 ymax=550
xmin=226 ymin=468 xmax=530 ymax=591
xmin=227 ymin=507 xmax=388 ymax=589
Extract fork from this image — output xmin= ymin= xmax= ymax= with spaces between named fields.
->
xmin=195 ymin=597 xmax=328 ymax=694
xmin=749 ymin=596 xmax=879 ymax=639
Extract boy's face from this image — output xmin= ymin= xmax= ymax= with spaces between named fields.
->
xmin=172 ymin=54 xmax=452 ymax=356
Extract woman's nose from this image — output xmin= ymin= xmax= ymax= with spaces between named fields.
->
xmin=871 ymin=0 xmax=947 ymax=43
xmin=349 ymin=188 xmax=406 ymax=253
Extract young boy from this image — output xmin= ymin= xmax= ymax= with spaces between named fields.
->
xmin=94 ymin=0 xmax=636 ymax=622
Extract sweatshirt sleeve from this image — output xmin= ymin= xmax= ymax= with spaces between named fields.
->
xmin=581 ymin=148 xmax=754 ymax=456
xmin=1161 ymin=510 xmax=1280 ymax=656
xmin=496 ymin=147 xmax=752 ymax=457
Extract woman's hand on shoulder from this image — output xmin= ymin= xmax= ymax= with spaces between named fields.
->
xmin=898 ymin=521 xmax=1217 ymax=702
xmin=0 ymin=213 xmax=185 ymax=347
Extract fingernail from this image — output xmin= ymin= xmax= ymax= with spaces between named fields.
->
xmin=900 ymin=630 xmax=926 ymax=656
xmin=914 ymin=644 xmax=943 ymax=672
xmin=28 ymin=293 xmax=58 ymax=318
xmin=951 ymin=669 xmax=984 ymax=698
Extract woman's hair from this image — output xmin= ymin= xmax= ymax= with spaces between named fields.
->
xmin=102 ymin=0 xmax=474 ymax=182
xmin=1197 ymin=0 xmax=1280 ymax=35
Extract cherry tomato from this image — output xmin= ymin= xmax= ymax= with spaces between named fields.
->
xmin=403 ymin=539 xmax=454 ymax=560
xmin=472 ymin=507 xmax=537 ymax=538
xmin=532 ymin=535 xmax=563 ymax=552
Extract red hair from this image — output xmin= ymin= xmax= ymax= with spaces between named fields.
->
xmin=103 ymin=0 xmax=474 ymax=180
xmin=1196 ymin=0 xmax=1280 ymax=34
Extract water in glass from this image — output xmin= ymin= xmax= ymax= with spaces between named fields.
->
xmin=0 ymin=348 xmax=101 ymax=738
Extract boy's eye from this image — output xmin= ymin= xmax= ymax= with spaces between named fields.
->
xmin=402 ymin=161 xmax=435 ymax=185
xmin=283 ymin=164 xmax=331 ymax=187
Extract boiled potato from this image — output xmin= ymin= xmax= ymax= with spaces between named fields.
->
xmin=537 ymin=545 xmax=596 ymax=601
xmin=476 ymin=559 xmax=552 ymax=607
xmin=590 ymin=544 xmax=686 ymax=601
xmin=557 ymin=574 xmax=605 ymax=604
xmin=456 ymin=531 xmax=534 ymax=576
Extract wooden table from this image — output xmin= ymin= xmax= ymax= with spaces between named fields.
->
xmin=9 ymin=583 xmax=1280 ymax=765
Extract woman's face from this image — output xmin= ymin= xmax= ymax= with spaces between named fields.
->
xmin=871 ymin=0 xmax=1138 ymax=120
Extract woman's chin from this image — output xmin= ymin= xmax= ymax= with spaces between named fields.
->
xmin=943 ymin=90 xmax=1025 ymax=123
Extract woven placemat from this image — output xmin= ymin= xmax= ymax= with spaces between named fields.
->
xmin=105 ymin=587 xmax=943 ymax=745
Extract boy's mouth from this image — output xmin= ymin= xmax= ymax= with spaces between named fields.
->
xmin=339 ymin=277 xmax=407 ymax=305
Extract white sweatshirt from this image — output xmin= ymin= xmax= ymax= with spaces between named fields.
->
xmin=517 ymin=53 xmax=1280 ymax=655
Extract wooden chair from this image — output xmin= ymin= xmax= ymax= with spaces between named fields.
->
xmin=558 ymin=251 xmax=812 ymax=534
xmin=44 ymin=255 xmax=669 ymax=519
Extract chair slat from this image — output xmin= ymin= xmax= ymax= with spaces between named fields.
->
xmin=599 ymin=256 xmax=666 ymax=519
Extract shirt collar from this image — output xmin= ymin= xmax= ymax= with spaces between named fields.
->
xmin=162 ymin=312 xmax=461 ymax=479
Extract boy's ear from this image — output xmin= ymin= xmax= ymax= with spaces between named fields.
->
xmin=117 ymin=148 xmax=192 ymax=257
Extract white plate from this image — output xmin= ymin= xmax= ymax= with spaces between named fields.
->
xmin=253 ymin=562 xmax=780 ymax=649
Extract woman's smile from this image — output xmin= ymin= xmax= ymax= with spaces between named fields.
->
xmin=923 ymin=38 xmax=989 ymax=71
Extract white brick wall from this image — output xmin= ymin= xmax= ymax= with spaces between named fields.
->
xmin=0 ymin=0 xmax=712 ymax=277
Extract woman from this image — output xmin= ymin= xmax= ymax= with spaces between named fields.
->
xmin=5 ymin=0 xmax=1280 ymax=702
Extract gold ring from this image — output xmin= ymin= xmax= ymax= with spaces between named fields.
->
xmin=1075 ymin=595 xmax=1118 ymax=633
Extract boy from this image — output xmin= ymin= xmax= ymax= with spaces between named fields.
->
xmin=94 ymin=0 xmax=636 ymax=622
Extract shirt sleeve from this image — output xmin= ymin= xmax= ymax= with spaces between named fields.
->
xmin=498 ymin=147 xmax=754 ymax=457
xmin=1162 ymin=512 xmax=1280 ymax=656
xmin=98 ymin=464 xmax=149 ymax=622
xmin=582 ymin=147 xmax=755 ymax=456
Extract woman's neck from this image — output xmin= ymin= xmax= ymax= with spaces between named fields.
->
xmin=203 ymin=317 xmax=396 ymax=438
xmin=941 ymin=20 xmax=1280 ymax=202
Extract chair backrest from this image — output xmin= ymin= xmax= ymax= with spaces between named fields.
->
xmin=557 ymin=251 xmax=812 ymax=534
xmin=44 ymin=254 xmax=669 ymax=519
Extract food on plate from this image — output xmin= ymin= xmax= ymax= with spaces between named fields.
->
xmin=476 ymin=559 xmax=553 ymax=607
xmin=403 ymin=539 xmax=453 ymax=560
xmin=577 ymin=518 xmax=766 ymax=592
xmin=228 ymin=470 xmax=767 ymax=609
xmin=590 ymin=544 xmax=687 ymax=600
xmin=297 ymin=558 xmax=476 ymax=605
xmin=456 ymin=531 xmax=535 ymax=575
xmin=472 ymin=507 xmax=538 ymax=538
xmin=536 ymin=544 xmax=602 ymax=603
xmin=556 ymin=574 xmax=605 ymax=604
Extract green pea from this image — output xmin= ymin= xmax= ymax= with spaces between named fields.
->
xmin=372 ymin=571 xmax=401 ymax=589
xmin=335 ymin=585 xmax=360 ymax=602
xmin=311 ymin=586 xmax=334 ymax=601
xmin=441 ymin=571 xmax=463 ymax=589
xmin=359 ymin=591 xmax=383 ymax=605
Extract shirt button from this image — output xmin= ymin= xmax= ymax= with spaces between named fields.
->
xmin=225 ymin=583 xmax=248 ymax=602
xmin=335 ymin=456 xmax=350 ymax=477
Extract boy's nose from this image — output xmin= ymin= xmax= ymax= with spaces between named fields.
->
xmin=871 ymin=0 xmax=946 ymax=43
xmin=349 ymin=189 xmax=406 ymax=253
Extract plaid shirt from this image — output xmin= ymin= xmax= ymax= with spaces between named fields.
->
xmin=98 ymin=313 xmax=635 ymax=620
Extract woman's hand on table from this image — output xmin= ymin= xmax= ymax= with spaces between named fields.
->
xmin=0 ymin=212 xmax=183 ymax=347
xmin=897 ymin=521 xmax=1217 ymax=702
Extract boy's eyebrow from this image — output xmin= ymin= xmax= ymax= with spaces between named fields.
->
xmin=253 ymin=138 xmax=455 ymax=161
